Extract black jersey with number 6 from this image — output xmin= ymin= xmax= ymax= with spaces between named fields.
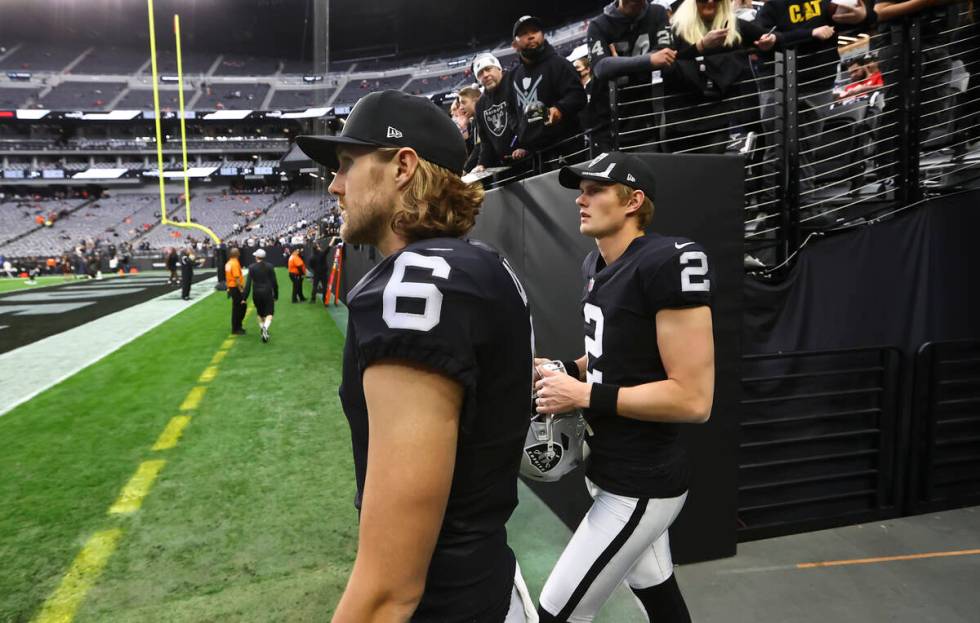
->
xmin=581 ymin=234 xmax=712 ymax=498
xmin=339 ymin=237 xmax=533 ymax=622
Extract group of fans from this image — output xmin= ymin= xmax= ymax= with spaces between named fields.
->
xmin=447 ymin=0 xmax=975 ymax=180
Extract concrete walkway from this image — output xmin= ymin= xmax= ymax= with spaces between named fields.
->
xmin=0 ymin=276 xmax=217 ymax=417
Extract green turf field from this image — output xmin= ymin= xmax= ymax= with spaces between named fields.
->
xmin=0 ymin=269 xmax=641 ymax=622
xmin=0 ymin=275 xmax=77 ymax=293
xmin=0 ymin=270 xmax=357 ymax=621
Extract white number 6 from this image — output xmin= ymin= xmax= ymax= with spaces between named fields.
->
xmin=383 ymin=252 xmax=451 ymax=331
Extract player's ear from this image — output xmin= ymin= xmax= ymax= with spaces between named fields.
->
xmin=392 ymin=147 xmax=420 ymax=190
xmin=624 ymin=189 xmax=644 ymax=217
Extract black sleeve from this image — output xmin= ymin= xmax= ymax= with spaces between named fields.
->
xmin=464 ymin=136 xmax=481 ymax=172
xmin=349 ymin=251 xmax=483 ymax=413
xmin=553 ymin=58 xmax=587 ymax=118
xmin=738 ymin=18 xmax=769 ymax=44
xmin=641 ymin=243 xmax=713 ymax=312
xmin=271 ymin=266 xmax=279 ymax=299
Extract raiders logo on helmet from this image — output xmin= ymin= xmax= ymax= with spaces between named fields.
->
xmin=520 ymin=360 xmax=590 ymax=482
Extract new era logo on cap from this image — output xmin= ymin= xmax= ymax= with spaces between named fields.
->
xmin=386 ymin=126 xmax=404 ymax=139
xmin=627 ymin=173 xmax=636 ymax=182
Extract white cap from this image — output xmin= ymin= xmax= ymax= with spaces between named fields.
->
xmin=254 ymin=248 xmax=266 ymax=259
xmin=472 ymin=53 xmax=502 ymax=76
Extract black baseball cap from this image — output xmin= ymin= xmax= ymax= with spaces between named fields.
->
xmin=558 ymin=151 xmax=657 ymax=201
xmin=295 ymin=90 xmax=467 ymax=175
xmin=513 ymin=15 xmax=544 ymax=37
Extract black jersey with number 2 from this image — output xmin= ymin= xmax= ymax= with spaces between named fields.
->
xmin=581 ymin=233 xmax=712 ymax=498
xmin=339 ymin=237 xmax=533 ymax=623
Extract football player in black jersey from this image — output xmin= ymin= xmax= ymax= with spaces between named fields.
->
xmin=296 ymin=91 xmax=535 ymax=622
xmin=533 ymin=151 xmax=714 ymax=623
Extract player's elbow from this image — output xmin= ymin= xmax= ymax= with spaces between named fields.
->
xmin=685 ymin=392 xmax=713 ymax=424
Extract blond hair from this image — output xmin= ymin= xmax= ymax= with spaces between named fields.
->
xmin=375 ymin=148 xmax=483 ymax=241
xmin=614 ymin=184 xmax=654 ymax=230
xmin=672 ymin=0 xmax=741 ymax=48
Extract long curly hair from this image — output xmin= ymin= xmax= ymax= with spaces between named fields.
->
xmin=375 ymin=148 xmax=484 ymax=241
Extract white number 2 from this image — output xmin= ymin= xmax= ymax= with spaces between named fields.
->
xmin=680 ymin=251 xmax=710 ymax=292
xmin=382 ymin=252 xmax=451 ymax=331
xmin=584 ymin=302 xmax=604 ymax=384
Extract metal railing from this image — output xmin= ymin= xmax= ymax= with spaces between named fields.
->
xmin=480 ymin=4 xmax=980 ymax=273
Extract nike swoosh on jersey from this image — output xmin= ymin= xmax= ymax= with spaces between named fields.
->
xmin=674 ymin=242 xmax=695 ymax=249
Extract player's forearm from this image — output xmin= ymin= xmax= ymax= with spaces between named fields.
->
xmin=331 ymin=577 xmax=421 ymax=623
xmin=614 ymin=378 xmax=713 ymax=423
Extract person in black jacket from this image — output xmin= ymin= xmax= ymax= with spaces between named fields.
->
xmin=243 ymin=248 xmax=279 ymax=343
xmin=179 ymin=247 xmax=199 ymax=300
xmin=165 ymin=247 xmax=178 ymax=285
xmin=587 ymin=0 xmax=678 ymax=151
xmin=510 ymin=15 xmax=587 ymax=159
xmin=662 ymin=0 xmax=776 ymax=154
xmin=308 ymin=239 xmax=330 ymax=304
xmin=470 ymin=52 xmax=520 ymax=172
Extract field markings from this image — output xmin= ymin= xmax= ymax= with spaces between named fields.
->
xmin=33 ymin=327 xmax=240 ymax=622
xmin=31 ymin=528 xmax=124 ymax=623
xmin=152 ymin=415 xmax=192 ymax=451
xmin=108 ymin=460 xmax=167 ymax=515
xmin=179 ymin=386 xmax=207 ymax=411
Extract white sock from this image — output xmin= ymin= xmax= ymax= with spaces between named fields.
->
xmin=264 ymin=317 xmax=272 ymax=330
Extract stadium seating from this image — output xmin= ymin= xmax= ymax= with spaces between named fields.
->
xmin=40 ymin=82 xmax=127 ymax=111
xmin=0 ymin=43 xmax=85 ymax=72
xmin=70 ymin=46 xmax=148 ymax=75
xmin=195 ymin=83 xmax=270 ymax=109
xmin=215 ymin=54 xmax=281 ymax=77
xmin=268 ymin=89 xmax=335 ymax=109
xmin=333 ymin=75 xmax=412 ymax=105
xmin=242 ymin=191 xmax=337 ymax=240
xmin=0 ymin=88 xmax=35 ymax=108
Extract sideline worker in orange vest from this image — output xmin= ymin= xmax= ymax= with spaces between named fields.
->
xmin=287 ymin=248 xmax=307 ymax=303
xmin=226 ymin=247 xmax=247 ymax=334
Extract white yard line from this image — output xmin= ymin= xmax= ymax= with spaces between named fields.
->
xmin=0 ymin=277 xmax=217 ymax=417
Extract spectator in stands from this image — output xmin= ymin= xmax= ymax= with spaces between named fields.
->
xmin=661 ymin=0 xmax=776 ymax=154
xmin=756 ymin=0 xmax=867 ymax=204
xmin=456 ymin=86 xmax=483 ymax=170
xmin=287 ymin=247 xmax=307 ymax=303
xmin=836 ymin=54 xmax=884 ymax=102
xmin=586 ymin=0 xmax=677 ymax=152
xmin=510 ymin=15 xmax=587 ymax=158
xmin=469 ymin=53 xmax=520 ymax=173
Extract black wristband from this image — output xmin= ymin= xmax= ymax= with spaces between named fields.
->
xmin=560 ymin=360 xmax=580 ymax=379
xmin=590 ymin=383 xmax=620 ymax=417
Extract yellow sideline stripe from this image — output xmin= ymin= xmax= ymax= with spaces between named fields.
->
xmin=108 ymin=460 xmax=167 ymax=515
xmin=797 ymin=548 xmax=980 ymax=569
xmin=220 ymin=338 xmax=235 ymax=350
xmin=198 ymin=366 xmax=218 ymax=384
xmin=179 ymin=386 xmax=207 ymax=411
xmin=210 ymin=349 xmax=229 ymax=365
xmin=31 ymin=529 xmax=124 ymax=623
xmin=152 ymin=416 xmax=192 ymax=451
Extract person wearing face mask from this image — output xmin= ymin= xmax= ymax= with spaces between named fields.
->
xmin=661 ymin=0 xmax=777 ymax=154
xmin=510 ymin=15 xmax=587 ymax=159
